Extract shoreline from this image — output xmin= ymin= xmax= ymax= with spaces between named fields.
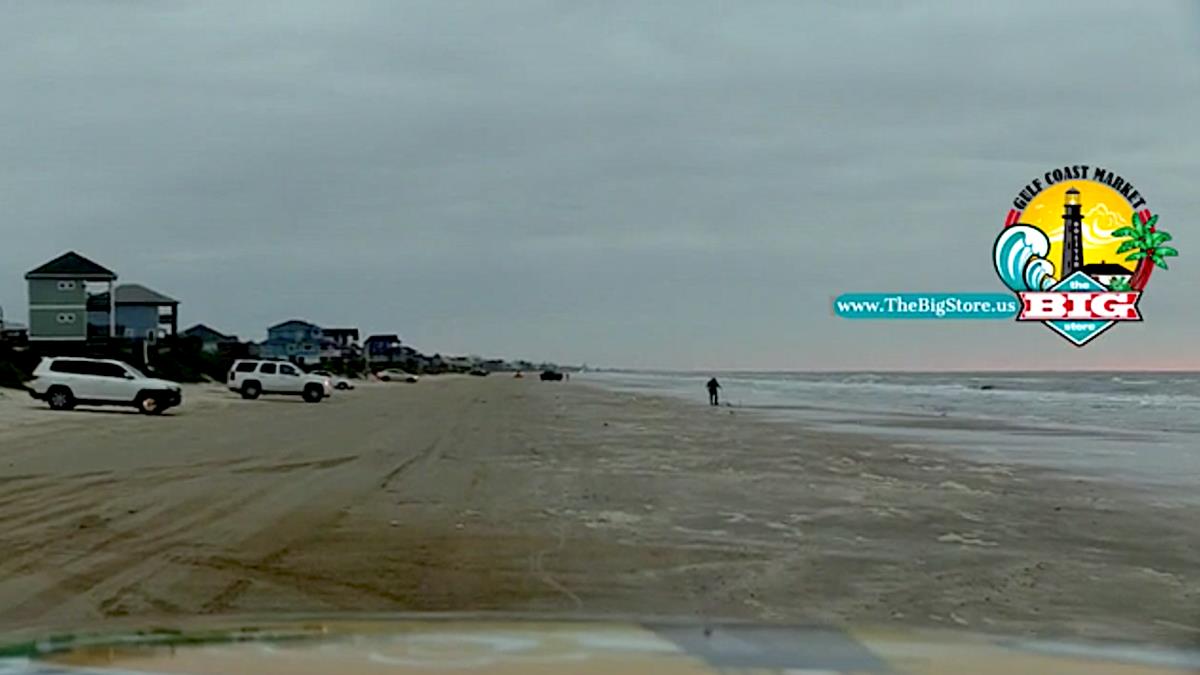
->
xmin=578 ymin=371 xmax=1200 ymax=498
xmin=0 ymin=377 xmax=1197 ymax=647
xmin=532 ymin=380 xmax=1200 ymax=644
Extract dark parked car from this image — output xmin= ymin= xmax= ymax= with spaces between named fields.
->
xmin=540 ymin=370 xmax=564 ymax=381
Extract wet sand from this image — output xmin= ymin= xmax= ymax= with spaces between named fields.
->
xmin=0 ymin=377 xmax=1196 ymax=646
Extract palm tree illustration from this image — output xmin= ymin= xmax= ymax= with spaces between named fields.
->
xmin=1110 ymin=212 xmax=1178 ymax=291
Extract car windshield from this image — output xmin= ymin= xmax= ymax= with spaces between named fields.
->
xmin=2 ymin=2 xmax=1198 ymax=668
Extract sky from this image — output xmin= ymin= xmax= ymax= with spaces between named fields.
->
xmin=2 ymin=1 xmax=1198 ymax=370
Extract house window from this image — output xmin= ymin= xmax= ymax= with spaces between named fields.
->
xmin=56 ymin=280 xmax=76 ymax=291
xmin=55 ymin=313 xmax=76 ymax=324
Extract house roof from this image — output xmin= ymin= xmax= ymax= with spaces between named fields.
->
xmin=269 ymin=319 xmax=320 ymax=331
xmin=365 ymin=334 xmax=401 ymax=344
xmin=1080 ymin=262 xmax=1133 ymax=276
xmin=183 ymin=323 xmax=233 ymax=340
xmin=87 ymin=284 xmax=178 ymax=309
xmin=25 ymin=251 xmax=117 ymax=280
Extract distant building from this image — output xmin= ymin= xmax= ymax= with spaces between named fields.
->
xmin=0 ymin=305 xmax=24 ymax=343
xmin=445 ymin=355 xmax=477 ymax=371
xmin=0 ymin=315 xmax=28 ymax=344
xmin=419 ymin=352 xmax=446 ymax=372
xmin=25 ymin=252 xmax=120 ymax=342
xmin=364 ymin=334 xmax=403 ymax=364
xmin=322 ymin=327 xmax=360 ymax=360
xmin=324 ymin=328 xmax=359 ymax=349
xmin=259 ymin=319 xmax=323 ymax=365
xmin=1080 ymin=261 xmax=1134 ymax=287
xmin=182 ymin=323 xmax=238 ymax=354
xmin=87 ymin=284 xmax=179 ymax=339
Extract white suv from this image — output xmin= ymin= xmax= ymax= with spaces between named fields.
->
xmin=29 ymin=357 xmax=183 ymax=415
xmin=227 ymin=360 xmax=332 ymax=402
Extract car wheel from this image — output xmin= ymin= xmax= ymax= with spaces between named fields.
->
xmin=136 ymin=393 xmax=164 ymax=415
xmin=302 ymin=384 xmax=324 ymax=403
xmin=335 ymin=382 xmax=348 ymax=390
xmin=47 ymin=386 xmax=75 ymax=411
xmin=241 ymin=381 xmax=262 ymax=400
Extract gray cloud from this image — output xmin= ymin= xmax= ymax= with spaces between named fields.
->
xmin=2 ymin=1 xmax=1198 ymax=368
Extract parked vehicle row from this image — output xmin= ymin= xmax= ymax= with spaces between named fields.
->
xmin=27 ymin=356 xmax=366 ymax=414
xmin=225 ymin=362 xmax=420 ymax=403
xmin=29 ymin=355 xmax=537 ymax=414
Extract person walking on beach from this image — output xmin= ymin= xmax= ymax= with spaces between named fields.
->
xmin=706 ymin=377 xmax=721 ymax=406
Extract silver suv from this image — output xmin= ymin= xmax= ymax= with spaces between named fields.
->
xmin=227 ymin=360 xmax=332 ymax=402
xmin=28 ymin=357 xmax=183 ymax=415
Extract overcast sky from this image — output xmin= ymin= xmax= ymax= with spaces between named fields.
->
xmin=2 ymin=1 xmax=1198 ymax=369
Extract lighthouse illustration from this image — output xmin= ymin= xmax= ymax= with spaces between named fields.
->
xmin=1060 ymin=187 xmax=1084 ymax=277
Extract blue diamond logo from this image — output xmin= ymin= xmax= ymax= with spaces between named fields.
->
xmin=1042 ymin=271 xmax=1115 ymax=346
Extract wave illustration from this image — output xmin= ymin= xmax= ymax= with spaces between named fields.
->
xmin=994 ymin=225 xmax=1058 ymax=292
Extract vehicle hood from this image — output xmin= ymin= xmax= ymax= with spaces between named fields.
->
xmin=142 ymin=378 xmax=181 ymax=391
xmin=2 ymin=615 xmax=1198 ymax=674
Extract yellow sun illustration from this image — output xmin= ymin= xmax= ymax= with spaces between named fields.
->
xmin=1020 ymin=181 xmax=1135 ymax=279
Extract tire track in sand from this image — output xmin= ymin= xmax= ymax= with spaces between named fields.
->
xmin=194 ymin=439 xmax=448 ymax=613
xmin=1 ymin=486 xmax=267 ymax=620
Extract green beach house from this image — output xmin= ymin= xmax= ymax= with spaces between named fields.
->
xmin=24 ymin=251 xmax=118 ymax=342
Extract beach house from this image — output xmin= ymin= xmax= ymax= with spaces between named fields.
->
xmin=182 ymin=324 xmax=238 ymax=354
xmin=322 ymin=327 xmax=360 ymax=360
xmin=25 ymin=252 xmax=182 ymax=343
xmin=87 ymin=284 xmax=179 ymax=339
xmin=24 ymin=252 xmax=118 ymax=342
xmin=259 ymin=319 xmax=323 ymax=365
xmin=364 ymin=334 xmax=404 ymax=365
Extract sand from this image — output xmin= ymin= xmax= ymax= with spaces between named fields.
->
xmin=0 ymin=376 xmax=1197 ymax=647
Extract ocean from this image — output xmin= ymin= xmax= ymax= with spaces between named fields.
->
xmin=581 ymin=370 xmax=1200 ymax=492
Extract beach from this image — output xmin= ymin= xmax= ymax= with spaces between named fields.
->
xmin=0 ymin=376 xmax=1197 ymax=646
